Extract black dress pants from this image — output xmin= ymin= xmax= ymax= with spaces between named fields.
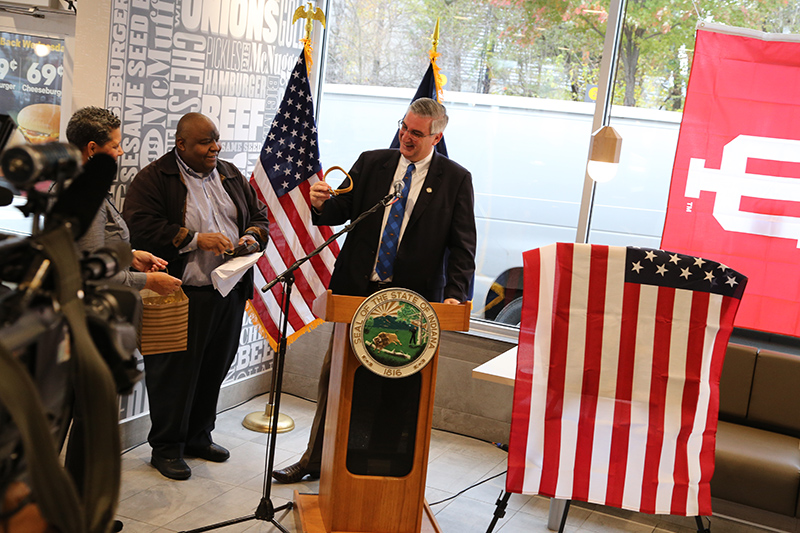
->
xmin=298 ymin=334 xmax=334 ymax=471
xmin=144 ymin=283 xmax=248 ymax=459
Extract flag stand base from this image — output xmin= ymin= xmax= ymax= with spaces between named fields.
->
xmin=243 ymin=406 xmax=295 ymax=433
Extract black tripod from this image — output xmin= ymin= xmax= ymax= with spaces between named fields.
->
xmin=486 ymin=493 xmax=711 ymax=533
xmin=179 ymin=188 xmax=401 ymax=533
xmin=486 ymin=493 xmax=570 ymax=533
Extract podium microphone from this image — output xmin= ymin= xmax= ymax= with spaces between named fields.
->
xmin=392 ymin=180 xmax=404 ymax=198
xmin=381 ymin=182 xmax=403 ymax=207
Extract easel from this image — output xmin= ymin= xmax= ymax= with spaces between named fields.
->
xmin=486 ymin=493 xmax=711 ymax=533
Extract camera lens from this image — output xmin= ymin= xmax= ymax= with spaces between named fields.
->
xmin=0 ymin=142 xmax=82 ymax=188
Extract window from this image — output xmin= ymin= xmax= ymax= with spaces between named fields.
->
xmin=317 ymin=0 xmax=800 ymax=329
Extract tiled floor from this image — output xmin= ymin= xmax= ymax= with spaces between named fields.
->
xmin=115 ymin=394 xmax=778 ymax=533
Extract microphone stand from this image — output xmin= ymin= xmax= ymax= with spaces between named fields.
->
xmin=180 ymin=189 xmax=399 ymax=533
xmin=262 ymin=188 xmax=401 ymax=291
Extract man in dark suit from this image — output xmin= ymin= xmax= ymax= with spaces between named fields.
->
xmin=272 ymin=97 xmax=476 ymax=483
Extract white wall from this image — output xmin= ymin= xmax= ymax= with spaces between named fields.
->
xmin=71 ymin=0 xmax=111 ymax=111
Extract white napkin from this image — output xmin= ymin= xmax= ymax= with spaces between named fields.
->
xmin=211 ymin=251 xmax=263 ymax=297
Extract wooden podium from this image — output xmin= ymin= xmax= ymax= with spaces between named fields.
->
xmin=294 ymin=291 xmax=471 ymax=533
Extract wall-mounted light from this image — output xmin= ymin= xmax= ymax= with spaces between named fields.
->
xmin=587 ymin=125 xmax=622 ymax=183
xmin=34 ymin=43 xmax=50 ymax=57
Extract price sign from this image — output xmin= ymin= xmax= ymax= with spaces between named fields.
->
xmin=0 ymin=31 xmax=64 ymax=144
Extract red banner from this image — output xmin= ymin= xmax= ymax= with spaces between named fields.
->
xmin=661 ymin=24 xmax=800 ymax=337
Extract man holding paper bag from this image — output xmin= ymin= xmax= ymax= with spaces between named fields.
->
xmin=123 ymin=112 xmax=270 ymax=480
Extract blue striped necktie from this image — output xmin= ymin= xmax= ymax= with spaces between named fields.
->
xmin=376 ymin=163 xmax=415 ymax=281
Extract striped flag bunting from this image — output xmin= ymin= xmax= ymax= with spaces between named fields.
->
xmin=247 ymin=51 xmax=339 ymax=350
xmin=507 ymin=243 xmax=746 ymax=516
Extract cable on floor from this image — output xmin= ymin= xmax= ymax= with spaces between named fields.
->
xmin=428 ymin=470 xmax=507 ymax=506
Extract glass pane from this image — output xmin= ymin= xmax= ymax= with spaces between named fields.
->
xmin=317 ymin=0 xmax=800 ymax=326
xmin=586 ymin=107 xmax=681 ymax=248
xmin=317 ymin=0 xmax=609 ymax=325
xmin=588 ymin=1 xmax=800 ymax=246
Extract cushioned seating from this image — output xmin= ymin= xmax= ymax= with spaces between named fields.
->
xmin=717 ymin=343 xmax=756 ymax=423
xmin=713 ymin=421 xmax=800 ymax=516
xmin=747 ymin=350 xmax=800 ymax=437
xmin=711 ymin=345 xmax=800 ymax=517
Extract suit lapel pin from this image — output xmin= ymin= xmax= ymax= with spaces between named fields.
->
xmin=426 ymin=187 xmax=432 ymax=193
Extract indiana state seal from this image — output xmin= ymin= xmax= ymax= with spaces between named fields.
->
xmin=350 ymin=288 xmax=440 ymax=378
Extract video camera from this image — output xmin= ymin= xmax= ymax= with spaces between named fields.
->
xmin=0 ymin=115 xmax=141 ymax=533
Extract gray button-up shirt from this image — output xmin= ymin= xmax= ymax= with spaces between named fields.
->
xmin=175 ymin=152 xmax=239 ymax=286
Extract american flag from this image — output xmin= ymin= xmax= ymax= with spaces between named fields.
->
xmin=507 ymin=243 xmax=746 ymax=516
xmin=247 ymin=51 xmax=338 ymax=349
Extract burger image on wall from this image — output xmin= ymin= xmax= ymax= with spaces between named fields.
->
xmin=16 ymin=103 xmax=60 ymax=144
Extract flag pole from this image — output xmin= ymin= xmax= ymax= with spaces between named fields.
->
xmin=242 ymin=3 xmax=327 ymax=435
xmin=430 ymin=18 xmax=445 ymax=103
xmin=432 ymin=18 xmax=439 ymax=54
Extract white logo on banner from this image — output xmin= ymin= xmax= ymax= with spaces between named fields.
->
xmin=686 ymin=135 xmax=800 ymax=247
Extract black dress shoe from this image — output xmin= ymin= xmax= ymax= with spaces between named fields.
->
xmin=272 ymin=462 xmax=320 ymax=484
xmin=151 ymin=455 xmax=191 ymax=480
xmin=184 ymin=443 xmax=230 ymax=462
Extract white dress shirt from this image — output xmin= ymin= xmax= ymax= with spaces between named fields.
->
xmin=370 ymin=150 xmax=434 ymax=281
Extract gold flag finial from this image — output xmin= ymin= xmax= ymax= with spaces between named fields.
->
xmin=431 ymin=18 xmax=440 ymax=55
xmin=428 ymin=19 xmax=445 ymax=103
xmin=293 ymin=2 xmax=326 ymax=67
